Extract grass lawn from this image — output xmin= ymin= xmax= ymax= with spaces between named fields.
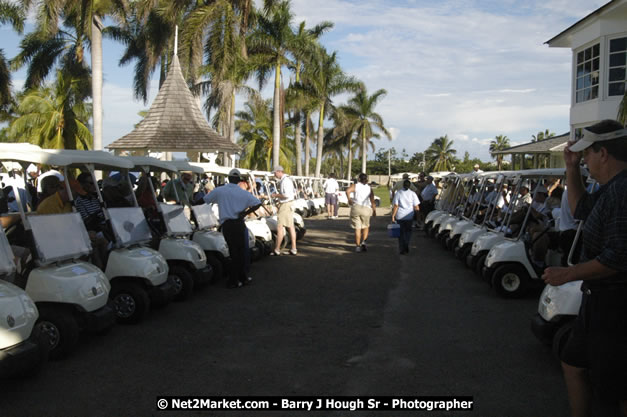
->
xmin=373 ymin=186 xmax=391 ymax=208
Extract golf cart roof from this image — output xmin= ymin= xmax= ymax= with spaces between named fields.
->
xmin=191 ymin=163 xmax=251 ymax=176
xmin=0 ymin=145 xmax=73 ymax=168
xmin=126 ymin=156 xmax=177 ymax=173
xmin=44 ymin=149 xmax=133 ymax=170
xmin=517 ymin=168 xmax=566 ymax=177
xmin=168 ymin=160 xmax=205 ymax=175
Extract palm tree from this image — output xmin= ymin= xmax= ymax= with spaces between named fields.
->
xmin=236 ymin=96 xmax=293 ymax=171
xmin=13 ymin=0 xmax=128 ymax=151
xmin=0 ymin=1 xmax=25 ymax=114
xmin=425 ymin=135 xmax=457 ymax=172
xmin=306 ymin=49 xmax=361 ymax=177
xmin=343 ymin=86 xmax=391 ymax=174
xmin=489 ymin=134 xmax=510 ymax=170
xmin=531 ymin=129 xmax=555 ymax=142
xmin=8 ymin=70 xmax=92 ymax=150
xmin=247 ymin=0 xmax=300 ymax=168
xmin=286 ymin=20 xmax=333 ymax=176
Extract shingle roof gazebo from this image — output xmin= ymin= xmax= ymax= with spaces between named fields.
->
xmin=107 ymin=54 xmax=240 ymax=159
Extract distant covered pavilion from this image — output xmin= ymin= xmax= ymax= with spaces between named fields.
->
xmin=492 ymin=133 xmax=569 ymax=169
xmin=107 ymin=53 xmax=240 ymax=162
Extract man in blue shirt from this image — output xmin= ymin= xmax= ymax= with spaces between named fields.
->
xmin=204 ymin=169 xmax=261 ymax=288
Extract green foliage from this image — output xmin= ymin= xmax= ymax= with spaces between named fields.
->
xmin=7 ymin=70 xmax=92 ymax=150
xmin=425 ymin=135 xmax=456 ymax=172
xmin=236 ymin=96 xmax=293 ymax=171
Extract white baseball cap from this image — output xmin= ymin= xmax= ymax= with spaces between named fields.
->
xmin=569 ymin=127 xmax=627 ymax=152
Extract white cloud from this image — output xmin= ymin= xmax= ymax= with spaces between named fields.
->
xmin=290 ymin=0 xmax=580 ymax=160
xmin=388 ymin=127 xmax=400 ymax=140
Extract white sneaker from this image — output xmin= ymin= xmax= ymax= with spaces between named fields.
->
xmin=355 ymin=246 xmax=362 ymax=253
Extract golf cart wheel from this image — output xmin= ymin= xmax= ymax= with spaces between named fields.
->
xmin=296 ymin=226 xmax=306 ymax=240
xmin=458 ymin=244 xmax=471 ymax=261
xmin=552 ymin=320 xmax=574 ymax=360
xmin=474 ymin=252 xmax=488 ymax=277
xmin=36 ymin=305 xmax=79 ymax=360
xmin=429 ymin=225 xmax=439 ymax=238
xmin=254 ymin=239 xmax=266 ymax=259
xmin=447 ymin=235 xmax=460 ymax=251
xmin=110 ymin=282 xmax=150 ymax=324
xmin=169 ymin=265 xmax=195 ymax=302
xmin=205 ymin=253 xmax=223 ymax=282
xmin=491 ymin=264 xmax=529 ymax=298
xmin=424 ymin=223 xmax=432 ymax=236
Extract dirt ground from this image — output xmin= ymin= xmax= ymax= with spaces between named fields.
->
xmin=0 ymin=209 xmax=569 ymax=417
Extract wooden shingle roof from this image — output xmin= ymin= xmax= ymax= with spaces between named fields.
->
xmin=107 ymin=55 xmax=240 ymax=154
xmin=491 ymin=133 xmax=569 ymax=155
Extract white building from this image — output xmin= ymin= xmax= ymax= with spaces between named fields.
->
xmin=546 ymin=0 xmax=627 ymax=137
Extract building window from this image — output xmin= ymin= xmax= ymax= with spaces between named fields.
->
xmin=609 ymin=37 xmax=626 ymax=97
xmin=575 ymin=43 xmax=600 ymax=103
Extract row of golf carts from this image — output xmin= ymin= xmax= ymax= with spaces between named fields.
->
xmin=422 ymin=169 xmax=585 ymax=357
xmin=0 ymin=144 xmax=307 ymax=377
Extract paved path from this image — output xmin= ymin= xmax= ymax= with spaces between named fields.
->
xmin=1 ymin=210 xmax=568 ymax=416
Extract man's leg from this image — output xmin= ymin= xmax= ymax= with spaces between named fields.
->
xmin=289 ymin=225 xmax=297 ymax=251
xmin=275 ymin=225 xmax=285 ymax=252
xmin=354 ymin=228 xmax=362 ymax=247
xmin=361 ymin=227 xmax=369 ymax=245
xmin=562 ymin=362 xmax=592 ymax=417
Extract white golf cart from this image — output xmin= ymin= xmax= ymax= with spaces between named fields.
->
xmin=447 ymin=173 xmax=509 ymax=252
xmin=454 ymin=172 xmax=517 ymax=262
xmin=0 ymin=223 xmax=48 ymax=376
xmin=481 ymin=169 xmax=566 ymax=297
xmin=44 ymin=149 xmax=173 ymax=324
xmin=0 ymin=146 xmax=114 ymax=358
xmin=423 ymin=173 xmax=457 ymax=235
xmin=127 ymin=157 xmax=211 ymax=300
xmin=435 ymin=173 xmax=478 ymax=246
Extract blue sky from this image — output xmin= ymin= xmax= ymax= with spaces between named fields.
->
xmin=1 ymin=0 xmax=610 ymax=162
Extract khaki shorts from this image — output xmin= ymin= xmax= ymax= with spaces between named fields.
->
xmin=350 ymin=204 xmax=372 ymax=229
xmin=277 ymin=201 xmax=294 ymax=228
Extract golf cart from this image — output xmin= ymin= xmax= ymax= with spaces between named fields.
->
xmin=0 ymin=145 xmax=114 ymax=358
xmin=127 ymin=157 xmax=211 ymax=300
xmin=44 ymin=149 xmax=173 ymax=324
xmin=0 ymin=223 xmax=49 ymax=376
xmin=447 ymin=173 xmax=510 ymax=252
xmin=481 ymin=169 xmax=566 ymax=297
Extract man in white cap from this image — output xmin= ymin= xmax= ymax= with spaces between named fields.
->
xmin=473 ymin=164 xmax=483 ymax=173
xmin=203 ymin=168 xmax=261 ymax=288
xmin=542 ymin=119 xmax=627 ymax=415
xmin=271 ymin=165 xmax=297 ymax=255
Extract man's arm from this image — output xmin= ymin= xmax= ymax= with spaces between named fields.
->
xmin=345 ymin=185 xmax=355 ymax=205
xmin=391 ymin=204 xmax=399 ymax=222
xmin=564 ymin=141 xmax=586 ymax=215
xmin=542 ymin=259 xmax=618 ymax=286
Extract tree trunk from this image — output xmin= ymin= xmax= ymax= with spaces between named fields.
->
xmin=272 ymin=63 xmax=281 ymax=168
xmin=361 ymin=129 xmax=367 ymax=173
xmin=347 ymin=137 xmax=353 ymax=181
xmin=314 ymin=106 xmax=325 ymax=177
xmin=91 ymin=16 xmax=103 ymax=151
xmin=294 ymin=112 xmax=302 ymax=176
xmin=304 ymin=112 xmax=311 ymax=176
xmin=229 ymin=93 xmax=236 ymax=144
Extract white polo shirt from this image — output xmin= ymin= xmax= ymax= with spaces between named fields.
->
xmin=393 ymin=188 xmax=421 ymax=221
xmin=279 ymin=175 xmax=295 ymax=203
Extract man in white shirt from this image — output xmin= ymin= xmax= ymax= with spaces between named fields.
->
xmin=324 ymin=173 xmax=340 ymax=219
xmin=204 ymin=169 xmax=261 ymax=288
xmin=271 ymin=165 xmax=298 ymax=256
xmin=392 ymin=180 xmax=421 ymax=254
